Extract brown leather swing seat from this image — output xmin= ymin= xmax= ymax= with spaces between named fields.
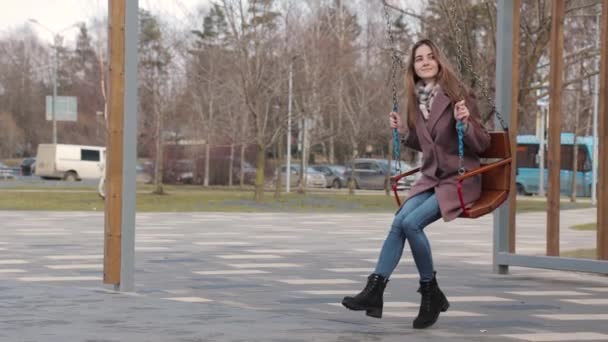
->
xmin=392 ymin=131 xmax=512 ymax=219
xmin=457 ymin=131 xmax=512 ymax=218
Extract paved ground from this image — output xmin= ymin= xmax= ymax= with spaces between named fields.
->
xmin=1 ymin=209 xmax=607 ymax=342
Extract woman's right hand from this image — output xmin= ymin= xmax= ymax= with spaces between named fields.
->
xmin=389 ymin=112 xmax=407 ymax=134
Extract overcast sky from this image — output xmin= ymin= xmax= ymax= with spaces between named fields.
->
xmin=0 ymin=0 xmax=209 ymax=43
xmin=0 ymin=0 xmax=422 ymax=44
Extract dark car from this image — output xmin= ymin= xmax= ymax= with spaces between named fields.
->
xmin=20 ymin=157 xmax=36 ymax=176
xmin=311 ymin=164 xmax=347 ymax=188
xmin=202 ymin=157 xmax=257 ymax=186
xmin=162 ymin=157 xmax=257 ymax=185
xmin=232 ymin=159 xmax=257 ymax=185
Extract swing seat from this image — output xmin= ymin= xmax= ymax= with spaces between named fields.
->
xmin=392 ymin=131 xmax=512 ymax=219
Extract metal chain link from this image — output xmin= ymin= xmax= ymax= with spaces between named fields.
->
xmin=456 ymin=121 xmax=466 ymax=175
xmin=383 ymin=1 xmax=403 ymax=173
xmin=448 ymin=0 xmax=508 ymax=131
xmin=448 ymin=1 xmax=469 ymax=175
xmin=447 ymin=0 xmax=508 ymax=175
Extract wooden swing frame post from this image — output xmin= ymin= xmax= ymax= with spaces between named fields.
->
xmin=546 ymin=0 xmax=565 ymax=257
xmin=598 ymin=0 xmax=608 ymax=260
xmin=104 ymin=0 xmax=138 ymax=291
xmin=496 ymin=0 xmax=608 ymax=274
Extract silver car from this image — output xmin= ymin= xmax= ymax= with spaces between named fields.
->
xmin=276 ymin=165 xmax=327 ymax=188
xmin=344 ymin=158 xmax=419 ymax=190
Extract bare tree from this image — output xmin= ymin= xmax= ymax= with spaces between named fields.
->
xmin=139 ymin=10 xmax=173 ymax=195
xmin=221 ymin=0 xmax=286 ymax=201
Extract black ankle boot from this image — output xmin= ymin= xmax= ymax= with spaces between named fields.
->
xmin=342 ymin=274 xmax=388 ymax=318
xmin=413 ymin=273 xmax=449 ymax=329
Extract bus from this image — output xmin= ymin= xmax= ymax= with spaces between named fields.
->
xmin=516 ymin=133 xmax=594 ymax=197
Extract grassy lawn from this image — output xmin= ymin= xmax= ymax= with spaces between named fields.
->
xmin=561 ymin=248 xmax=596 ymax=259
xmin=571 ymin=222 xmax=597 ymax=231
xmin=0 ymin=187 xmax=596 ymax=213
xmin=2 ymin=189 xmax=396 ymax=212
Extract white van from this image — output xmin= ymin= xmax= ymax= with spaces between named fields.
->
xmin=35 ymin=144 xmax=106 ymax=181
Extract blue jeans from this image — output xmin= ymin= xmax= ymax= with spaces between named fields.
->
xmin=374 ymin=190 xmax=441 ymax=282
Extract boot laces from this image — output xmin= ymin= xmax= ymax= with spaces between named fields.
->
xmin=418 ymin=285 xmax=432 ymax=312
xmin=360 ymin=280 xmax=376 ymax=296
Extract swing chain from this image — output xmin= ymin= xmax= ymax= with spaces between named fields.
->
xmin=382 ymin=1 xmax=403 ymax=173
xmin=449 ymin=0 xmax=508 ymax=131
xmin=456 ymin=121 xmax=466 ymax=176
xmin=449 ymin=3 xmax=469 ymax=176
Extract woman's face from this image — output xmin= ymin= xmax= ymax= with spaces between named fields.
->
xmin=414 ymin=44 xmax=439 ymax=83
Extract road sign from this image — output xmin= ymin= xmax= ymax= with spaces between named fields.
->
xmin=45 ymin=96 xmax=77 ymax=122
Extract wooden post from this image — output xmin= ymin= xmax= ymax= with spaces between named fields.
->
xmin=546 ymin=0 xmax=565 ymax=257
xmin=508 ymin=0 xmax=521 ymax=254
xmin=104 ymin=0 xmax=126 ymax=285
xmin=597 ymin=1 xmax=608 ymax=260
xmin=104 ymin=0 xmax=138 ymax=291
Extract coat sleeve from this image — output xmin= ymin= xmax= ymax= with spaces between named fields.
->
xmin=461 ymin=95 xmax=491 ymax=155
xmin=401 ymin=129 xmax=422 ymax=152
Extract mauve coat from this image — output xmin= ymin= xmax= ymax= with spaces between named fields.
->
xmin=402 ymin=89 xmax=491 ymax=222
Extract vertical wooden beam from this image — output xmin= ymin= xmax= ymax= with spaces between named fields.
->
xmin=104 ymin=0 xmax=126 ymax=285
xmin=508 ymin=0 xmax=521 ymax=254
xmin=546 ymin=0 xmax=565 ymax=257
xmin=597 ymin=1 xmax=608 ymax=260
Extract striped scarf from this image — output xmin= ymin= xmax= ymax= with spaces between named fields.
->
xmin=416 ymin=81 xmax=438 ymax=120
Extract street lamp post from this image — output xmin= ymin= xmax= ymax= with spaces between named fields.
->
xmin=28 ymin=19 xmax=78 ymax=145
xmin=286 ymin=59 xmax=293 ymax=193
xmin=51 ymin=35 xmax=59 ymax=144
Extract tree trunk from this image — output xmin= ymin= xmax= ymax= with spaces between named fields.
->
xmin=204 ymin=98 xmax=213 ymax=187
xmin=328 ymin=120 xmax=335 ymax=164
xmin=298 ymin=118 xmax=308 ymax=194
xmin=153 ymin=120 xmax=164 ymax=194
xmin=570 ymin=86 xmax=581 ymax=202
xmin=274 ymin=138 xmax=283 ymax=199
xmin=348 ymin=139 xmax=358 ymax=195
xmin=240 ymin=109 xmax=248 ymax=188
xmin=254 ymin=144 xmax=265 ymax=201
xmin=240 ymin=143 xmax=246 ymax=188
xmin=152 ymin=83 xmax=164 ymax=195
xmin=228 ymin=143 xmax=235 ymax=186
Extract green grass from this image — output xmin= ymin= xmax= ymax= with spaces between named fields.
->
xmin=0 ymin=188 xmax=596 ymax=213
xmin=1 ymin=189 xmax=397 ymax=212
xmin=2 ymin=159 xmax=21 ymax=167
xmin=571 ymin=223 xmax=597 ymax=231
xmin=561 ymin=248 xmax=596 ymax=259
xmin=514 ymin=200 xmax=593 ymax=213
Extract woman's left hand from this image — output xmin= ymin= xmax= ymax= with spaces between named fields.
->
xmin=454 ymin=100 xmax=470 ymax=122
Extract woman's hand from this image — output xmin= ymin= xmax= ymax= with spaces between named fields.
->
xmin=454 ymin=100 xmax=470 ymax=123
xmin=389 ymin=112 xmax=407 ymax=134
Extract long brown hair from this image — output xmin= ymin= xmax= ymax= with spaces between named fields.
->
xmin=404 ymin=39 xmax=469 ymax=129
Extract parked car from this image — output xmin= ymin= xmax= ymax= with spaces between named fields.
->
xmin=206 ymin=157 xmax=257 ymax=185
xmin=136 ymin=163 xmax=152 ymax=183
xmin=344 ymin=158 xmax=417 ymax=190
xmin=231 ymin=159 xmax=257 ymax=185
xmin=276 ymin=165 xmax=327 ymax=188
xmin=391 ymin=160 xmax=421 ymax=189
xmin=20 ymin=157 xmax=36 ymax=176
xmin=165 ymin=159 xmax=196 ymax=184
xmin=311 ymin=164 xmax=347 ymax=189
xmin=0 ymin=161 xmax=18 ymax=179
xmin=35 ymin=144 xmax=105 ymax=181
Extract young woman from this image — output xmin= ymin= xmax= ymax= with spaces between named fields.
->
xmin=342 ymin=39 xmax=490 ymax=329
